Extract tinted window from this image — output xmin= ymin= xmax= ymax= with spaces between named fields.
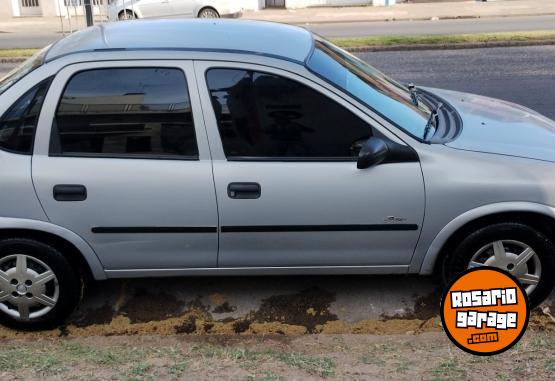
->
xmin=0 ymin=77 xmax=52 ymax=154
xmin=52 ymin=68 xmax=198 ymax=158
xmin=206 ymin=69 xmax=372 ymax=159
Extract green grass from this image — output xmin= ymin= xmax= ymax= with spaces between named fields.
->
xmin=0 ymin=342 xmax=184 ymax=378
xmin=127 ymin=362 xmax=154 ymax=380
xmin=268 ymin=351 xmax=336 ymax=377
xmin=545 ymin=358 xmax=555 ymax=373
xmin=427 ymin=358 xmax=467 ymax=381
xmin=191 ymin=344 xmax=335 ymax=377
xmin=332 ymin=30 xmax=555 ymax=49
xmin=0 ymin=346 xmax=65 ymax=375
xmin=247 ymin=372 xmax=284 ymax=381
xmin=0 ymin=48 xmax=38 ymax=58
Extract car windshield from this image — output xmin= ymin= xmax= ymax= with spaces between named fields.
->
xmin=0 ymin=45 xmax=50 ymax=96
xmin=306 ymin=36 xmax=432 ymax=139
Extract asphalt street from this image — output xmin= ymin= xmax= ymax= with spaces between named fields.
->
xmin=0 ymin=32 xmax=63 ymax=50
xmin=0 ymin=45 xmax=554 ymax=327
xmin=1 ymin=15 xmax=555 ymax=49
xmin=361 ymin=44 xmax=555 ymax=120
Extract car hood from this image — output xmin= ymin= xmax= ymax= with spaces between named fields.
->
xmin=425 ymin=88 xmax=555 ymax=162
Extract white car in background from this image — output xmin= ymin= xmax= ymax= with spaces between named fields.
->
xmin=108 ymin=0 xmax=242 ymax=20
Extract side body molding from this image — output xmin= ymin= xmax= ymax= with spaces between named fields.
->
xmin=0 ymin=217 xmax=106 ymax=280
xmin=419 ymin=202 xmax=555 ymax=274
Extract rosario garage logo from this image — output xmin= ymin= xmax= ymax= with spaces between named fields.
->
xmin=441 ymin=268 xmax=529 ymax=356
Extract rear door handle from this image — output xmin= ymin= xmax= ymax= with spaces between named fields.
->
xmin=53 ymin=185 xmax=87 ymax=202
xmin=228 ymin=182 xmax=261 ymax=199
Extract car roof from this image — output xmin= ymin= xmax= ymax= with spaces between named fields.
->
xmin=45 ymin=19 xmax=315 ymax=64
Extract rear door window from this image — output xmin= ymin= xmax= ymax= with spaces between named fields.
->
xmin=51 ymin=67 xmax=198 ymax=159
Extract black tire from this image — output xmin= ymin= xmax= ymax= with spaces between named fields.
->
xmin=0 ymin=238 xmax=82 ymax=330
xmin=198 ymin=7 xmax=220 ymax=18
xmin=442 ymin=223 xmax=555 ymax=309
xmin=118 ymin=10 xmax=136 ymax=20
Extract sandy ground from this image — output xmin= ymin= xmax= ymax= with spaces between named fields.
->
xmin=0 ymin=331 xmax=553 ymax=380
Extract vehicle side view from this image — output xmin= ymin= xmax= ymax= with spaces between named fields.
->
xmin=0 ymin=20 xmax=554 ymax=329
xmin=108 ymin=0 xmax=243 ymax=20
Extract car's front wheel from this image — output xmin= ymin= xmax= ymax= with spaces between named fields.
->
xmin=0 ymin=238 xmax=82 ymax=330
xmin=443 ymin=223 xmax=555 ymax=308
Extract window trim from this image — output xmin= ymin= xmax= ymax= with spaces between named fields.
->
xmin=0 ymin=76 xmax=54 ymax=156
xmin=49 ymin=66 xmax=200 ymax=161
xmin=205 ymin=66 xmax=375 ymax=162
xmin=227 ymin=156 xmax=357 ymax=162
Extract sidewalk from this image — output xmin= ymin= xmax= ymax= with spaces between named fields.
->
xmin=243 ymin=0 xmax=555 ymax=25
xmin=0 ymin=0 xmax=554 ymax=34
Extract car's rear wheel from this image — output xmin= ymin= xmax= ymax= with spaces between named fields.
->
xmin=443 ymin=223 xmax=555 ymax=308
xmin=0 ymin=238 xmax=82 ymax=330
xmin=198 ymin=7 xmax=220 ymax=18
xmin=118 ymin=10 xmax=136 ymax=20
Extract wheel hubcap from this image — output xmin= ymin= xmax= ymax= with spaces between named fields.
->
xmin=468 ymin=240 xmax=542 ymax=295
xmin=200 ymin=10 xmax=218 ymax=18
xmin=0 ymin=254 xmax=59 ymax=321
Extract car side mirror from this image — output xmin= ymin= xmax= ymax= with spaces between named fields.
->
xmin=357 ymin=137 xmax=389 ymax=169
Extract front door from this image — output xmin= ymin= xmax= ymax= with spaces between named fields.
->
xmin=170 ymin=0 xmax=196 ymax=17
xmin=32 ymin=61 xmax=218 ymax=270
xmin=196 ymin=62 xmax=425 ymax=270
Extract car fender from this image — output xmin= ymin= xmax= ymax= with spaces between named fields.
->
xmin=0 ymin=217 xmax=106 ymax=280
xmin=419 ymin=201 xmax=555 ymax=274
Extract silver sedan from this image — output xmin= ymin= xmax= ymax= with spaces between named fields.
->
xmin=0 ymin=20 xmax=553 ymax=329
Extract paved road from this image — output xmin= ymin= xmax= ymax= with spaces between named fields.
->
xmin=362 ymin=45 xmax=555 ymax=120
xmin=1 ymin=14 xmax=555 ymax=49
xmin=1 ymin=46 xmax=554 ymax=328
xmin=0 ymin=32 xmax=63 ymax=49
xmin=308 ymin=14 xmax=555 ymax=38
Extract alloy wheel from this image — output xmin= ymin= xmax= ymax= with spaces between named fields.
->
xmin=0 ymin=254 xmax=59 ymax=321
xmin=199 ymin=9 xmax=219 ymax=18
xmin=468 ymin=240 xmax=541 ymax=295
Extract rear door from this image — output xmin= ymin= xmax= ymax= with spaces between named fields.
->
xmin=32 ymin=61 xmax=218 ymax=271
xmin=137 ymin=0 xmax=173 ymax=18
xmin=195 ymin=62 xmax=425 ymax=270
xmin=170 ymin=0 xmax=196 ymax=17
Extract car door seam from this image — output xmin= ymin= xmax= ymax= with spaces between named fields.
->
xmin=192 ymin=60 xmax=221 ymax=267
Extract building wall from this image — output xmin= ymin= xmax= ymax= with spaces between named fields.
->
xmin=0 ymin=0 xmax=14 ymax=18
xmin=284 ymin=0 xmax=370 ymax=8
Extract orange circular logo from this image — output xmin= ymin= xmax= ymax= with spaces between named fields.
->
xmin=441 ymin=268 xmax=529 ymax=356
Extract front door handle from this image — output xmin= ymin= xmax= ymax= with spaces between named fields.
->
xmin=228 ymin=183 xmax=261 ymax=199
xmin=53 ymin=185 xmax=87 ymax=202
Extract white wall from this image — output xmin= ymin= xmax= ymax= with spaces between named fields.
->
xmin=285 ymin=0 xmax=370 ymax=8
xmin=239 ymin=0 xmax=265 ymax=11
xmin=238 ymin=0 xmax=372 ymax=10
